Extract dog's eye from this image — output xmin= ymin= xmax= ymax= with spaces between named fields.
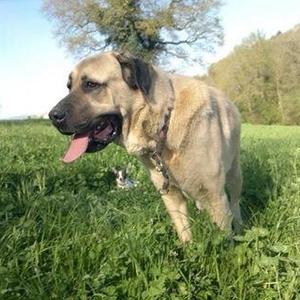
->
xmin=85 ymin=81 xmax=100 ymax=89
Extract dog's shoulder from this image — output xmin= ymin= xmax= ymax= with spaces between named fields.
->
xmin=166 ymin=74 xmax=240 ymax=151
xmin=166 ymin=75 xmax=209 ymax=148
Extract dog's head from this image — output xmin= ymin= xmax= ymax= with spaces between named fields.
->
xmin=49 ymin=51 xmax=153 ymax=162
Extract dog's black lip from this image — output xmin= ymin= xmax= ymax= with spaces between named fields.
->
xmin=57 ymin=113 xmax=122 ymax=136
xmin=55 ymin=123 xmax=88 ymax=136
xmin=57 ymin=129 xmax=73 ymax=135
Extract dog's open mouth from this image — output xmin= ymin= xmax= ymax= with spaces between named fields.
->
xmin=63 ymin=114 xmax=122 ymax=163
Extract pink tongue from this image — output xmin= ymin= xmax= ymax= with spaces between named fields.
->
xmin=62 ymin=133 xmax=89 ymax=163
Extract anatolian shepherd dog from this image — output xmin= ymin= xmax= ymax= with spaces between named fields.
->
xmin=49 ymin=51 xmax=242 ymax=243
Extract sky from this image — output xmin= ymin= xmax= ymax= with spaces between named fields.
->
xmin=0 ymin=0 xmax=299 ymax=119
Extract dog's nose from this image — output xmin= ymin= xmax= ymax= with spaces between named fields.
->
xmin=49 ymin=109 xmax=66 ymax=123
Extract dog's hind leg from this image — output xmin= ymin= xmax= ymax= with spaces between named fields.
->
xmin=207 ymin=189 xmax=233 ymax=233
xmin=202 ymin=169 xmax=233 ymax=233
xmin=162 ymin=186 xmax=192 ymax=243
xmin=226 ymin=152 xmax=243 ymax=233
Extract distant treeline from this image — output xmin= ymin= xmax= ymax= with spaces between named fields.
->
xmin=0 ymin=119 xmax=50 ymax=126
xmin=202 ymin=25 xmax=300 ymax=125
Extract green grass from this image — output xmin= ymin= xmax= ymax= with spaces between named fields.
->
xmin=0 ymin=120 xmax=299 ymax=299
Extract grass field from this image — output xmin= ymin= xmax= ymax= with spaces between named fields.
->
xmin=0 ymin=120 xmax=300 ymax=299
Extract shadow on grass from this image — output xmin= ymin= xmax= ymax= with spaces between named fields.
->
xmin=239 ymin=150 xmax=275 ymax=227
xmin=0 ymin=169 xmax=117 ymax=195
xmin=0 ymin=170 xmax=122 ymax=230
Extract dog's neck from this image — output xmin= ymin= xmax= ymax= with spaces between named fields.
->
xmin=142 ymin=68 xmax=175 ymax=141
xmin=120 ymin=69 xmax=174 ymax=156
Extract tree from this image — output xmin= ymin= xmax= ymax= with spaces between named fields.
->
xmin=206 ymin=25 xmax=300 ymax=125
xmin=271 ymin=26 xmax=300 ymax=124
xmin=208 ymin=32 xmax=279 ymax=124
xmin=42 ymin=0 xmax=223 ymax=64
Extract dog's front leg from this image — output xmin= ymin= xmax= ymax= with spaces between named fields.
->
xmin=142 ymin=157 xmax=192 ymax=243
xmin=161 ymin=186 xmax=192 ymax=243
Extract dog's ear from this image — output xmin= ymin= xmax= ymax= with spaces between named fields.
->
xmin=115 ymin=51 xmax=152 ymax=96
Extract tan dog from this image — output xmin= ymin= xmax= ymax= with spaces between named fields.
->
xmin=49 ymin=51 xmax=242 ymax=243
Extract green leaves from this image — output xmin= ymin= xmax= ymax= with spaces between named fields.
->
xmin=234 ymin=227 xmax=269 ymax=242
xmin=42 ymin=0 xmax=224 ymax=64
xmin=207 ymin=25 xmax=300 ymax=125
xmin=268 ymin=244 xmax=289 ymax=254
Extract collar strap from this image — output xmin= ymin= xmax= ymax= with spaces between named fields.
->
xmin=158 ymin=106 xmax=173 ymax=146
xmin=151 ymin=106 xmax=173 ymax=194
